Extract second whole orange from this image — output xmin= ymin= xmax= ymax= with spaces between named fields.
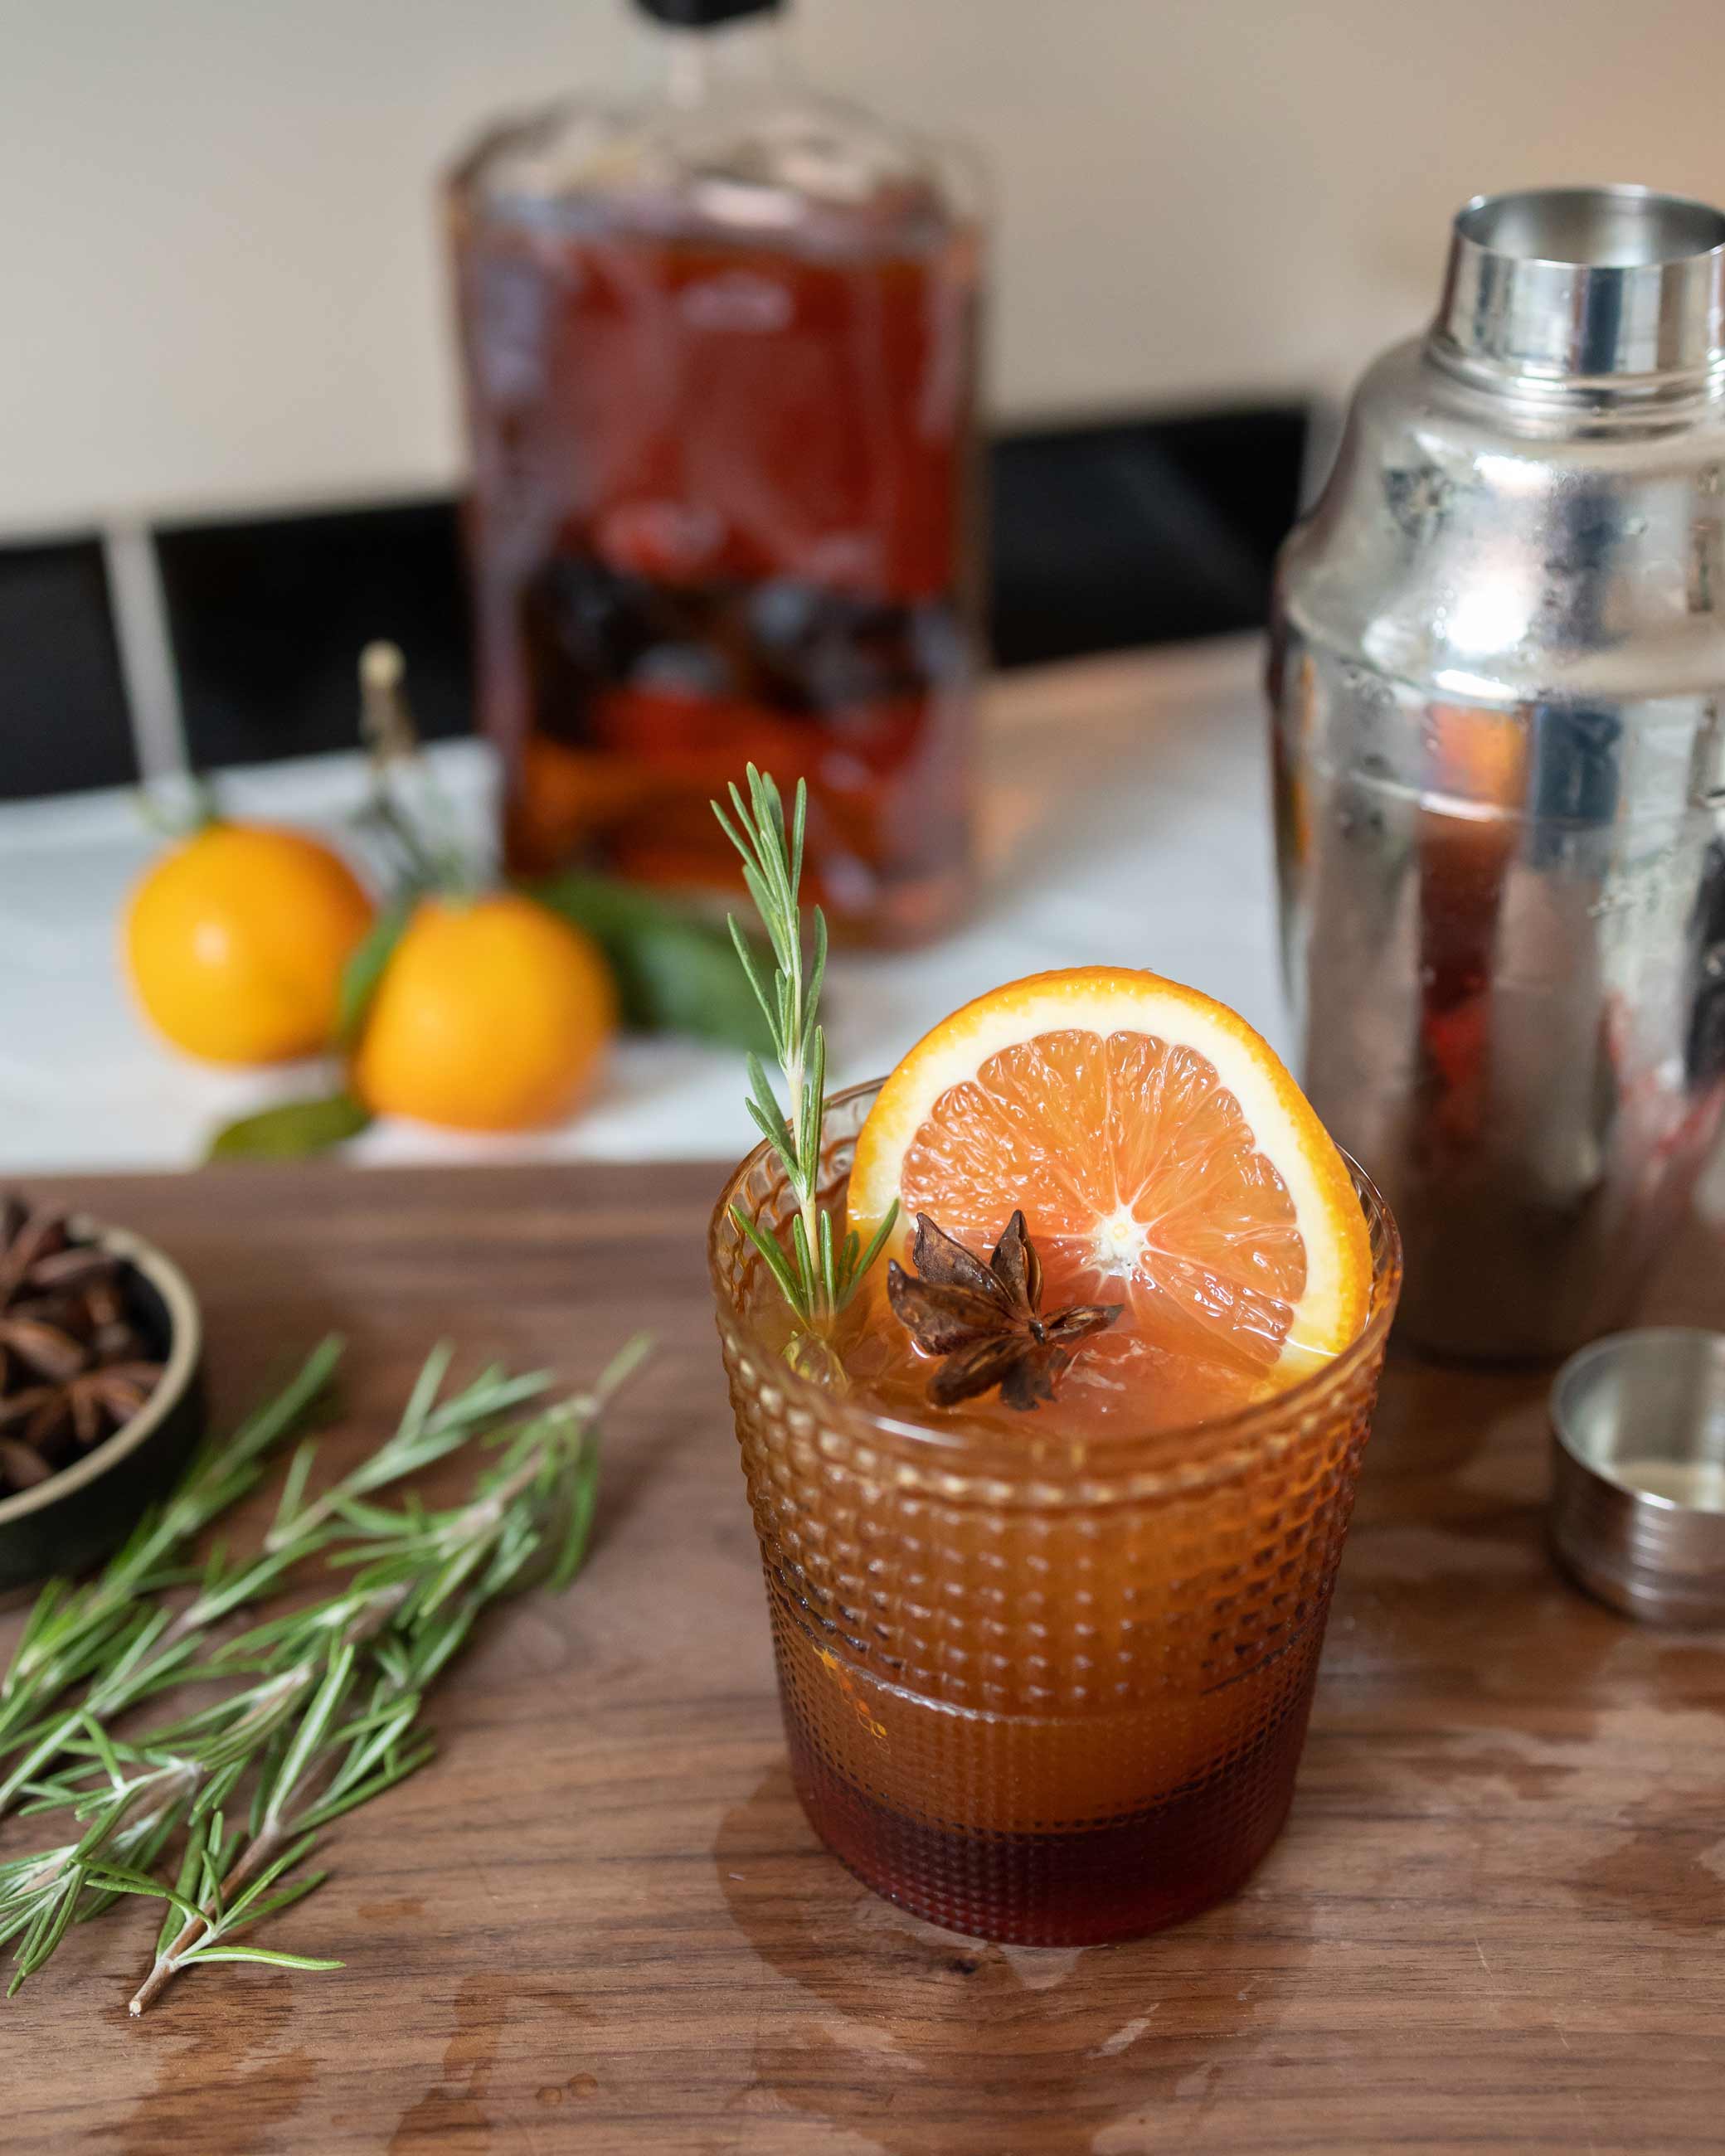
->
xmin=353 ymin=892 xmax=616 ymax=1131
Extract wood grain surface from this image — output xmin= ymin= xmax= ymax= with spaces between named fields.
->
xmin=3 ymin=1159 xmax=1723 ymax=2155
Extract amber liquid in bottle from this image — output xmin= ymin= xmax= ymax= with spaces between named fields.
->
xmin=449 ymin=100 xmax=981 ymax=944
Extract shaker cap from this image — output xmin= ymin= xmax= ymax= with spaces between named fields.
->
xmin=634 ymin=0 xmax=783 ymax=23
xmin=1431 ymin=184 xmax=1725 ymax=391
xmin=1551 ymin=1328 xmax=1725 ymax=1625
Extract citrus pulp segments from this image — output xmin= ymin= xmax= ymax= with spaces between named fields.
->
xmin=846 ymin=967 xmax=1371 ymax=1377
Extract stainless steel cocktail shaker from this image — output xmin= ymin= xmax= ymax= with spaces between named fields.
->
xmin=1270 ymin=186 xmax=1725 ymax=1361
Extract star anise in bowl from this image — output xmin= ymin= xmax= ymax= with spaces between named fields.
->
xmin=0 ymin=1196 xmax=166 ymax=1497
xmin=887 ymin=1211 xmax=1123 ymax=1411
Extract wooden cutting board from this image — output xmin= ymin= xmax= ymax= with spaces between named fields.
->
xmin=4 ymin=1160 xmax=1722 ymax=2155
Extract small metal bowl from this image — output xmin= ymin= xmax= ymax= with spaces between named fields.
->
xmin=1551 ymin=1328 xmax=1725 ymax=1626
xmin=0 ymin=1217 xmax=205 ymax=1595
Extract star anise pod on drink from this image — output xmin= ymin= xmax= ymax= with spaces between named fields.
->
xmin=886 ymin=1211 xmax=1124 ymax=1412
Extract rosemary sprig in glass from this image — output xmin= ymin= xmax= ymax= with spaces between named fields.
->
xmin=713 ymin=766 xmax=897 ymax=1332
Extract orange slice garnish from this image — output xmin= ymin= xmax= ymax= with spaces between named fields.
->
xmin=846 ymin=967 xmax=1371 ymax=1425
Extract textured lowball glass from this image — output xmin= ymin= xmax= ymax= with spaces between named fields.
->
xmin=710 ymin=1082 xmax=1402 ymax=1945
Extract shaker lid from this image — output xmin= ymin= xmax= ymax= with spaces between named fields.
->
xmin=634 ymin=0 xmax=784 ymax=23
xmin=1431 ymin=184 xmax=1725 ymax=391
xmin=1550 ymin=1328 xmax=1725 ymax=1625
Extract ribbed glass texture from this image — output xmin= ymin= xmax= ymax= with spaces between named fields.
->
xmin=711 ymin=1083 xmax=1402 ymax=1944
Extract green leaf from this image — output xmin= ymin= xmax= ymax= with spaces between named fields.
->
xmin=396 ymin=1342 xmax=454 ymax=1449
xmin=590 ymin=1330 xmax=654 ymax=1409
xmin=221 ymin=1872 xmax=328 ymax=1933
xmin=727 ymin=917 xmax=779 ymax=1048
xmin=787 ymin=778 xmax=807 ymax=906
xmin=789 ymin=1210 xmax=817 ymax=1306
xmin=224 ymin=1829 xmax=321 ymax=1921
xmin=803 ymin=908 xmax=828 ymax=1039
xmin=733 ymin=1204 xmax=804 ymax=1318
xmin=337 ymin=896 xmax=414 ymax=1046
xmin=10 ymin=1862 xmax=84 ymax=1985
xmin=270 ymin=1440 xmax=319 ymax=1540
xmin=76 ymin=1712 xmax=123 ymax=1791
xmin=549 ymin=1441 xmax=600 ymax=1591
xmin=191 ymin=1760 xmax=248 ymax=1823
xmin=298 ymin=1737 xmax=434 ymax=1831
xmin=528 ymin=872 xmax=772 ymax=1053
xmin=205 ymin=1094 xmax=372 ymax=1165
xmin=81 ymin=1867 xmax=204 ymax=1926
xmin=801 ymin=1027 xmax=827 ymax=1180
xmin=840 ymin=1199 xmax=901 ymax=1309
xmin=182 ymin=1946 xmax=344 ymax=1972
xmin=268 ymin=1646 xmax=357 ymax=1819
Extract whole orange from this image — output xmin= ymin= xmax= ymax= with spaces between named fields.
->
xmin=352 ymin=892 xmax=615 ymax=1131
xmin=125 ymin=822 xmax=375 ymax=1064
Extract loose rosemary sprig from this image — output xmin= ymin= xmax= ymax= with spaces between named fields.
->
xmin=262 ymin=1343 xmax=550 ymax=1554
xmin=0 ymin=1334 xmax=649 ymax=2010
xmin=0 ymin=1343 xmax=553 ymax=1987
xmin=122 ymin=1337 xmax=647 ymax=2014
xmin=713 ymin=766 xmax=897 ymax=1330
xmin=0 ymin=1338 xmax=344 ymax=1759
xmin=0 ymin=1347 xmax=551 ymax=1817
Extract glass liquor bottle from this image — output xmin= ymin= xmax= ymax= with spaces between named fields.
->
xmin=447 ymin=0 xmax=984 ymax=944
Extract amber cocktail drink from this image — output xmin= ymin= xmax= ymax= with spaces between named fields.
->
xmin=712 ymin=1075 xmax=1401 ymax=1948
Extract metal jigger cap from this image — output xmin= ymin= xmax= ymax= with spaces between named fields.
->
xmin=1551 ymin=1328 xmax=1725 ymax=1626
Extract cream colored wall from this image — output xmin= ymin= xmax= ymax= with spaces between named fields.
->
xmin=2 ymin=0 xmax=1720 ymax=532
